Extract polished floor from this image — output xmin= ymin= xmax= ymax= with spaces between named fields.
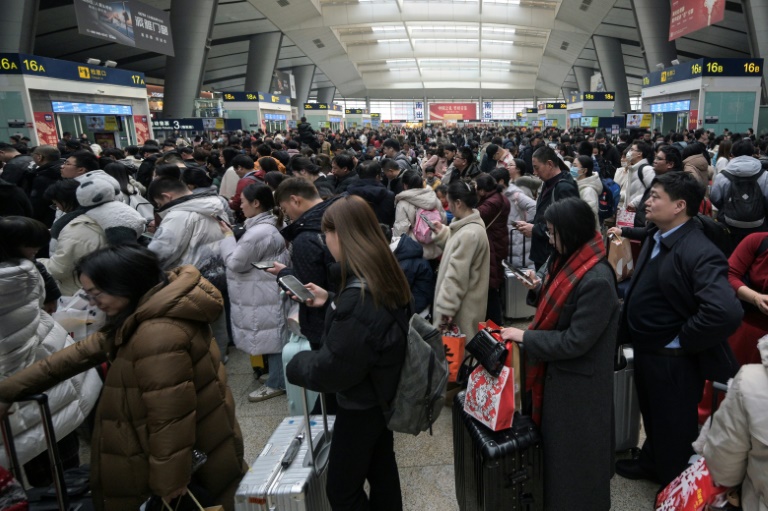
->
xmin=225 ymin=346 xmax=660 ymax=511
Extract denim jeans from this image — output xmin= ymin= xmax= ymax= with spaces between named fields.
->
xmin=264 ymin=351 xmax=285 ymax=390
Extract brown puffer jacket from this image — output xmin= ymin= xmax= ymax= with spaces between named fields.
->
xmin=0 ymin=265 xmax=247 ymax=511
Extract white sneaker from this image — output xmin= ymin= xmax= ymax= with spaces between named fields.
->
xmin=248 ymin=386 xmax=286 ymax=403
xmin=257 ymin=373 xmax=269 ymax=384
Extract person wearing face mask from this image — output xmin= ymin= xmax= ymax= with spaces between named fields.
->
xmin=572 ymin=156 xmax=602 ymax=230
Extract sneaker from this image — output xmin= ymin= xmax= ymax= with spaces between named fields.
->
xmin=257 ymin=373 xmax=270 ymax=384
xmin=248 ymin=386 xmax=286 ymax=403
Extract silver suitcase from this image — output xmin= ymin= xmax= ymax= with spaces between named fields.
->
xmin=504 ymin=268 xmax=536 ymax=320
xmin=235 ymin=391 xmax=334 ymax=511
xmin=614 ymin=345 xmax=640 ymax=452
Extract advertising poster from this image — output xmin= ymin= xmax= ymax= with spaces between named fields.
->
xmin=688 ymin=110 xmax=699 ymax=130
xmin=271 ymin=70 xmax=293 ymax=97
xmin=133 ymin=115 xmax=150 ymax=145
xmin=626 ymin=113 xmax=653 ymax=129
xmin=669 ymin=0 xmax=724 ymax=41
xmin=428 ymin=103 xmax=477 ymax=121
xmin=34 ymin=112 xmax=59 ymax=146
xmin=73 ymin=0 xmax=175 ymax=56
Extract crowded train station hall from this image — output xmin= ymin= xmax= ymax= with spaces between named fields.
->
xmin=0 ymin=0 xmax=767 ymax=509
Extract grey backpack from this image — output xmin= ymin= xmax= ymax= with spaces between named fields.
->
xmin=347 ymin=281 xmax=448 ymax=435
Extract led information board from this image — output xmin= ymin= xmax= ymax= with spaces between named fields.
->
xmin=52 ymin=101 xmax=133 ymax=115
xmin=649 ymin=100 xmax=691 ymax=113
xmin=222 ymin=92 xmax=291 ymax=105
xmin=643 ymin=58 xmax=764 ymax=87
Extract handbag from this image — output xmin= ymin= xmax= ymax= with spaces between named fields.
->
xmin=465 ymin=328 xmax=508 ymax=378
xmin=441 ymin=324 xmax=466 ymax=383
xmin=654 ymin=457 xmax=730 ymax=511
xmin=462 ymin=321 xmax=516 ymax=431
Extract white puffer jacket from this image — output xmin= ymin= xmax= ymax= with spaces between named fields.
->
xmin=0 ymin=260 xmax=102 ymax=466
xmin=701 ymin=337 xmax=768 ymax=511
xmin=393 ymin=187 xmax=448 ymax=260
xmin=504 ymin=183 xmax=536 ymax=268
xmin=220 ymin=212 xmax=291 ymax=355
xmin=578 ymin=173 xmax=603 ymax=229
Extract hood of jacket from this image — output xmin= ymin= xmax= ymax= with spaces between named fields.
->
xmin=395 ymin=186 xmax=442 ymax=210
xmin=0 ymin=259 xmax=42 ymax=327
xmin=157 ymin=193 xmax=224 ymax=219
xmin=347 ymin=178 xmax=390 ymax=203
xmin=280 ymin=195 xmax=340 ymax=242
xmin=115 ymin=265 xmax=222 ymax=348
xmin=760 ymin=336 xmax=768 ymax=368
xmin=392 ymin=234 xmax=424 ymax=261
xmin=191 ymin=185 xmax=219 ymax=196
xmin=684 ymin=154 xmax=710 ymax=173
xmin=34 ymin=159 xmax=63 ymax=178
xmin=578 ymin=173 xmax=603 ymax=195
xmin=724 ymin=155 xmax=763 ymax=177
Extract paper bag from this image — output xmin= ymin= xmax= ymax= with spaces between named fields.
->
xmin=463 ymin=340 xmax=516 ymax=431
xmin=607 ymin=235 xmax=635 ymax=282
xmin=616 ymin=208 xmax=636 ymax=228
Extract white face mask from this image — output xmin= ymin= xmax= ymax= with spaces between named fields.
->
xmin=626 ymin=150 xmax=634 ymax=162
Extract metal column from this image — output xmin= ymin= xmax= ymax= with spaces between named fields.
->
xmin=742 ymin=0 xmax=768 ymax=104
xmin=630 ymin=0 xmax=677 ymax=72
xmin=292 ymin=65 xmax=315 ymax=118
xmin=245 ymin=32 xmax=283 ymax=92
xmin=162 ymin=0 xmax=218 ymax=119
xmin=593 ymin=35 xmax=632 ymax=115
xmin=0 ymin=0 xmax=38 ymax=53
xmin=573 ymin=66 xmax=593 ymax=93
xmin=317 ymin=87 xmax=336 ymax=105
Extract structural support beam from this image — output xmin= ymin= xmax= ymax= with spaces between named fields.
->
xmin=742 ymin=0 xmax=768 ymax=104
xmin=292 ymin=65 xmax=315 ymax=118
xmin=573 ymin=66 xmax=593 ymax=92
xmin=631 ymin=0 xmax=677 ymax=72
xmin=317 ymin=87 xmax=336 ymax=104
xmin=593 ymin=35 xmax=632 ymax=115
xmin=0 ymin=0 xmax=38 ymax=53
xmin=245 ymin=32 xmax=283 ymax=92
xmin=162 ymin=0 xmax=218 ymax=118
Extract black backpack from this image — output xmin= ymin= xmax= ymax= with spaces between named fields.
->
xmin=720 ymin=169 xmax=767 ymax=228
xmin=693 ymin=214 xmax=734 ymax=257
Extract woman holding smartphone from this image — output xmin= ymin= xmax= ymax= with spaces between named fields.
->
xmin=285 ymin=195 xmax=411 ymax=511
xmin=500 ymin=197 xmax=619 ymax=511
xmin=219 ymin=183 xmax=291 ymax=402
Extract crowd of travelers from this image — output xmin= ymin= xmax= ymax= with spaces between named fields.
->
xmin=0 ymin=117 xmax=767 ymax=510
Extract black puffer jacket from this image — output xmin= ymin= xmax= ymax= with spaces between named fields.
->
xmin=347 ymin=178 xmax=396 ymax=227
xmin=278 ymin=196 xmax=341 ymax=345
xmin=0 ymin=178 xmax=32 ymax=217
xmin=28 ymin=159 xmax=62 ymax=226
xmin=286 ymin=282 xmax=408 ymax=410
xmin=297 ymin=122 xmax=316 ymax=146
xmin=393 ymin=236 xmax=434 ymax=313
xmin=0 ymin=154 xmax=34 ymax=187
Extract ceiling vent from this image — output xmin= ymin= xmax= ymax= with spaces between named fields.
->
xmin=313 ymin=39 xmax=325 ymax=48
xmin=579 ymin=0 xmax=591 ymax=10
xmin=277 ymin=0 xmax=290 ymax=5
xmin=560 ymin=41 xmax=569 ymax=51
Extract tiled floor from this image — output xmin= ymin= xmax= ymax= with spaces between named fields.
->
xmin=225 ymin=345 xmax=660 ymax=511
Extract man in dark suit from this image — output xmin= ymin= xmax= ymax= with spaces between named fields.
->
xmin=616 ymin=171 xmax=742 ymax=486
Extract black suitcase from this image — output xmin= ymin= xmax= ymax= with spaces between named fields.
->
xmin=1 ymin=394 xmax=93 ymax=511
xmin=453 ymin=344 xmax=544 ymax=511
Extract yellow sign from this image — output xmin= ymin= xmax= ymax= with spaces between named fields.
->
xmin=104 ymin=116 xmax=118 ymax=131
xmin=78 ymin=66 xmax=90 ymax=79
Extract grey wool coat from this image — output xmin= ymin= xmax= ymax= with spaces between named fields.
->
xmin=524 ymin=260 xmax=619 ymax=511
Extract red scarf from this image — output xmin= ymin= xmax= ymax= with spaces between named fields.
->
xmin=526 ymin=232 xmax=606 ymax=425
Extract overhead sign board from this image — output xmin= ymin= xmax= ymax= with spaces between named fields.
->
xmin=222 ymin=92 xmax=291 ymax=104
xmin=73 ymin=0 xmax=174 ymax=56
xmin=539 ymin=102 xmax=567 ymax=110
xmin=642 ymin=58 xmax=763 ymax=87
xmin=649 ymin=100 xmax=691 ymax=113
xmin=304 ymin=103 xmax=343 ymax=112
xmin=0 ymin=53 xmax=146 ymax=88
xmin=525 ymin=108 xmax=538 ymax=114
xmin=345 ymin=109 xmax=367 ymax=114
xmin=669 ymin=0 xmax=724 ymax=41
xmin=152 ymin=118 xmax=242 ymax=131
xmin=428 ymin=103 xmax=477 ymax=121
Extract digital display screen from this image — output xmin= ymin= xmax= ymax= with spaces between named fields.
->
xmin=52 ymin=101 xmax=133 ymax=115
xmin=649 ymin=100 xmax=690 ymax=113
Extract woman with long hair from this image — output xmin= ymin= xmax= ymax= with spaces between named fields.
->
xmin=286 ymin=195 xmax=411 ymax=511
xmin=501 ymin=197 xmax=618 ymax=511
xmin=219 ymin=183 xmax=290 ymax=402
xmin=0 ymin=244 xmax=247 ymax=510
xmin=431 ymin=181 xmax=491 ymax=338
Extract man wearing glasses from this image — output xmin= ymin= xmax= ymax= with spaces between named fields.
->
xmin=442 ymin=146 xmax=480 ymax=186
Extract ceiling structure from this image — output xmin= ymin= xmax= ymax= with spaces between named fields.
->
xmin=32 ymin=0 xmax=752 ymax=101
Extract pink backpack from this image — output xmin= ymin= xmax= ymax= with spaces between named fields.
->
xmin=413 ymin=207 xmax=442 ymax=244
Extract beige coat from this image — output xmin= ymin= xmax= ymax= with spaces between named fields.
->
xmin=432 ymin=210 xmax=490 ymax=337
xmin=701 ymin=337 xmax=768 ymax=511
xmin=0 ymin=266 xmax=247 ymax=511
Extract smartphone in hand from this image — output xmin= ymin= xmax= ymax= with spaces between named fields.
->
xmin=251 ymin=261 xmax=275 ymax=270
xmin=278 ymin=275 xmax=315 ymax=303
xmin=419 ymin=212 xmax=437 ymax=231
xmin=212 ymin=214 xmax=231 ymax=228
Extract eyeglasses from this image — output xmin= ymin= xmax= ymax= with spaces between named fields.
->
xmin=78 ymin=290 xmax=103 ymax=304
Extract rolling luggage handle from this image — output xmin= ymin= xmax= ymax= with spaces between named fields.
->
xmin=0 ymin=394 xmax=70 ymax=511
xmin=299 ymin=388 xmax=329 ymax=475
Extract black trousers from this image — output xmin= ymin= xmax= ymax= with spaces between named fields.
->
xmin=486 ymin=286 xmax=503 ymax=326
xmin=326 ymin=405 xmax=402 ymax=511
xmin=634 ymin=351 xmax=704 ymax=485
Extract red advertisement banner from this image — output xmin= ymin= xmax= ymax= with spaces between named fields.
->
xmin=133 ymin=114 xmax=150 ymax=145
xmin=688 ymin=110 xmax=699 ymax=130
xmin=429 ymin=103 xmax=477 ymax=121
xmin=669 ymin=0 xmax=724 ymax=41
xmin=34 ymin=112 xmax=59 ymax=146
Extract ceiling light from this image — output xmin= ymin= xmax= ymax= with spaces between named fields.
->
xmin=483 ymin=27 xmax=516 ymax=34
xmin=484 ymin=39 xmax=515 ymax=45
xmin=377 ymin=39 xmax=409 ymax=43
xmin=86 ymin=58 xmax=101 ymax=65
xmin=372 ymin=26 xmax=404 ymax=31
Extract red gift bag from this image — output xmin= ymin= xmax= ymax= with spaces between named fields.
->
xmin=463 ymin=321 xmax=515 ymax=431
xmin=654 ymin=457 xmax=729 ymax=511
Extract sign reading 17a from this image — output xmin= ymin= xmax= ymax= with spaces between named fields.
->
xmin=131 ymin=75 xmax=145 ymax=85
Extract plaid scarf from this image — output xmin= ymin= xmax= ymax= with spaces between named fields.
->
xmin=526 ymin=231 xmax=605 ymax=425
